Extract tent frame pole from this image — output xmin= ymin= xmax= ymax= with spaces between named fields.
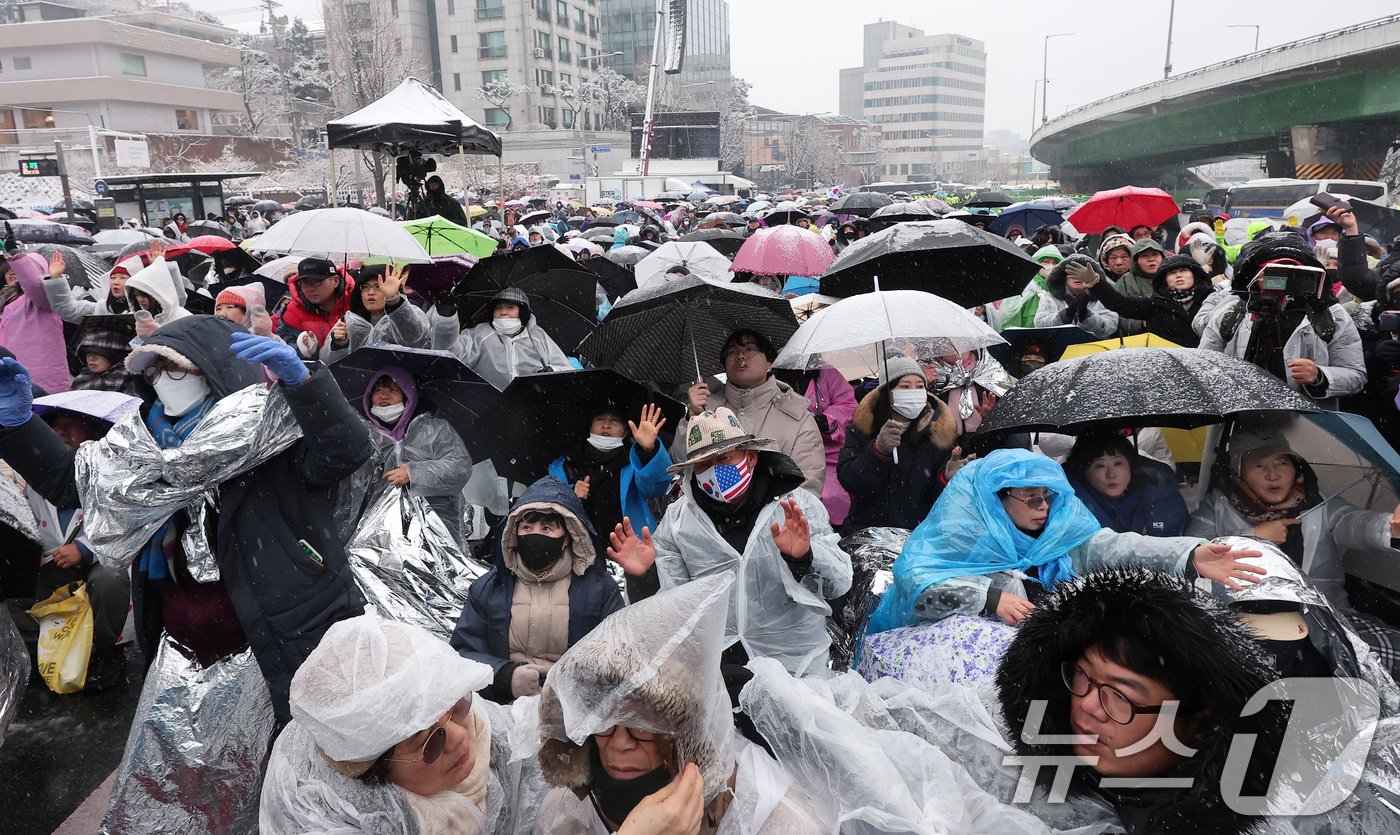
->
xmin=330 ymin=148 xmax=338 ymax=207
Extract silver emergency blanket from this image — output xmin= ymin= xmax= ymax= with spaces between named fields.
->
xmin=346 ymin=487 xmax=488 ymax=640
xmin=830 ymin=526 xmax=907 ymax=671
xmin=74 ymin=384 xmax=303 ymax=582
xmin=101 ymin=635 xmax=274 ymax=835
xmin=0 ymin=607 xmax=27 ymax=747
xmin=926 ymin=350 xmax=1014 ymax=421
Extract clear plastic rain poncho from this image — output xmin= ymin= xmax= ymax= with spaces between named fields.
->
xmin=320 ymin=300 xmax=432 ymax=364
xmin=531 ymin=574 xmax=832 ymax=833
xmin=260 ymin=615 xmax=510 ymax=835
xmin=653 ymin=474 xmax=851 ymax=677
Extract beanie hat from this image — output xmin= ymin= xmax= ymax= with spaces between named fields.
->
xmin=1032 ymin=245 xmax=1064 ymax=264
xmin=879 ymin=355 xmax=925 ymax=389
xmin=216 ymin=288 xmax=248 ymax=310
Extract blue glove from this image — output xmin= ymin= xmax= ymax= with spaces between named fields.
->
xmin=230 ymin=332 xmax=309 ymax=386
xmin=0 ymin=357 xmax=33 ymax=427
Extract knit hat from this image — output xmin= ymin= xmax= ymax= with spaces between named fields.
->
xmin=1097 ymin=233 xmax=1134 ymax=263
xmin=215 ymin=288 xmax=248 ymax=310
xmin=667 ymin=407 xmax=775 ymax=474
xmin=1032 ymin=245 xmax=1064 ymax=264
xmin=879 ymin=355 xmax=925 ymax=389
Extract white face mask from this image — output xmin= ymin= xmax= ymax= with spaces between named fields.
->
xmin=587 ymin=433 xmax=625 ymax=451
xmin=890 ymin=389 xmax=927 ymax=420
xmin=370 ymin=402 xmax=405 ymax=424
xmin=492 ymin=317 xmax=521 ymax=335
xmin=153 ymin=373 xmax=211 ymax=417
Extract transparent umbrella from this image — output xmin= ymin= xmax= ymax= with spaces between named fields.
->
xmin=249 ymin=207 xmax=430 ymax=262
xmin=633 ymin=240 xmax=732 ymax=288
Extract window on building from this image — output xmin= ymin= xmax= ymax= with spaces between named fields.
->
xmin=453 ymin=72 xmax=461 ymax=91
xmin=562 ymin=109 xmax=575 ymax=128
xmin=540 ymin=106 xmax=556 ymax=128
xmin=482 ymin=68 xmax=507 ymax=86
xmin=556 ymin=0 xmax=568 ymax=23
xmin=21 ymin=108 xmax=52 ymax=129
xmin=0 ymin=109 xmax=15 ymax=144
xmin=588 ymin=14 xmax=597 ymax=36
xmin=573 ymin=6 xmax=585 ymax=31
xmin=558 ymin=36 xmax=570 ymax=62
xmin=535 ymin=30 xmax=552 ymax=57
xmin=476 ymin=0 xmax=502 ymax=18
xmin=446 ymin=0 xmax=454 ymax=12
xmin=175 ymin=109 xmax=199 ymax=130
xmin=558 ymin=72 xmax=571 ymax=87
xmin=575 ymin=41 xmax=586 ymax=65
xmin=12 ymin=57 xmax=29 ymax=71
xmin=120 ymin=53 xmax=146 ymax=76
xmin=536 ymin=68 xmax=554 ymax=87
xmin=479 ymin=30 xmax=506 ymax=59
xmin=390 ymin=0 xmax=398 ymax=16
xmin=484 ymin=107 xmax=509 ymax=127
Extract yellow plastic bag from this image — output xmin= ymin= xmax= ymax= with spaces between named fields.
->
xmin=27 ymin=581 xmax=93 ymax=694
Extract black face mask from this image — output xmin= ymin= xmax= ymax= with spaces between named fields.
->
xmin=588 ymin=742 xmax=673 ymax=827
xmin=516 ymin=532 xmax=566 ymax=572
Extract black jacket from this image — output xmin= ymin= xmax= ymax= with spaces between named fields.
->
xmin=996 ymin=570 xmax=1288 ymax=835
xmin=1 ymin=316 xmax=371 ymax=724
xmin=1087 ymin=254 xmax=1214 ymax=347
xmin=837 ymin=388 xmax=958 ymax=530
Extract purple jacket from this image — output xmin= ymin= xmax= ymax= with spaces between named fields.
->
xmin=805 ymin=366 xmax=858 ymax=525
xmin=0 ymin=253 xmax=69 ymax=393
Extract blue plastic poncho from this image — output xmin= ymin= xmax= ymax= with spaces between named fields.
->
xmin=865 ymin=449 xmax=1103 ymax=634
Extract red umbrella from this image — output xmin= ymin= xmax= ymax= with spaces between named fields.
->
xmin=732 ymin=224 xmax=834 ymax=278
xmin=163 ymin=235 xmax=236 ymax=258
xmin=1066 ymin=186 xmax=1179 ymax=234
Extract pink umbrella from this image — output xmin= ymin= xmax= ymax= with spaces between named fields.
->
xmin=634 ymin=200 xmax=665 ymax=210
xmin=732 ymin=225 xmax=835 ymax=278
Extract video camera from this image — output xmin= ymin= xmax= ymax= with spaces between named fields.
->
xmin=395 ymin=151 xmax=436 ymax=190
xmin=1246 ymin=260 xmax=1326 ymax=316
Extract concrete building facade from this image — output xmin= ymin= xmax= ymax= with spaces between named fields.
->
xmin=838 ymin=21 xmax=986 ymax=183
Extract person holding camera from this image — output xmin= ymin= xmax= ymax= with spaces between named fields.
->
xmin=1198 ymin=232 xmax=1365 ymax=409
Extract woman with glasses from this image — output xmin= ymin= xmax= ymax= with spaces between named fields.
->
xmin=995 ymin=569 xmax=1289 ymax=835
xmin=865 ymin=448 xmax=1265 ymax=636
xmin=261 ymin=614 xmax=509 ymax=834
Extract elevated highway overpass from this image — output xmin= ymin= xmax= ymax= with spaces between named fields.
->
xmin=1030 ymin=15 xmax=1400 ymax=191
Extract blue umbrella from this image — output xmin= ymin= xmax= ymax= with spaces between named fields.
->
xmin=989 ymin=204 xmax=1065 ymax=236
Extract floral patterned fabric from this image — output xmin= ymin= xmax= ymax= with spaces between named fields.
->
xmin=856 ymin=613 xmax=1016 ymax=691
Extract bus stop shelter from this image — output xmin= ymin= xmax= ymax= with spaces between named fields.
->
xmin=96 ymin=171 xmax=261 ymax=227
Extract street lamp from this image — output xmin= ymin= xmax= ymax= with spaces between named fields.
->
xmin=1227 ymin=24 xmax=1261 ymax=53
xmin=681 ymin=81 xmax=716 ymax=89
xmin=579 ymin=50 xmax=622 ymax=65
xmin=1041 ymin=33 xmax=1073 ymax=126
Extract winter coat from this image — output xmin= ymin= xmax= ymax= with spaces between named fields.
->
xmin=320 ymin=296 xmax=431 ymax=364
xmin=43 ymin=255 xmax=136 ymax=324
xmin=0 ymin=315 xmax=372 ymax=723
xmin=1033 ymin=256 xmax=1120 ymax=338
xmin=1113 ymin=239 xmax=1164 ymax=335
xmin=450 ymin=478 xmax=624 ymax=702
xmin=431 ymin=311 xmax=571 ymax=391
xmin=275 ymin=272 xmax=355 ymax=346
xmin=995 ymin=570 xmax=1288 ymax=835
xmin=548 ymin=440 xmax=673 ymax=536
xmin=995 ymin=275 xmax=1047 ymax=330
xmin=801 ymin=367 xmax=858 ymax=524
xmin=0 ymin=253 xmax=69 ymax=393
xmin=1198 ymin=295 xmax=1366 ymax=408
xmin=837 ymin=388 xmax=958 ymax=530
xmin=124 ymin=256 xmax=192 ymax=333
xmin=1066 ymin=455 xmax=1188 ymax=537
xmin=1338 ymin=232 xmax=1393 ymax=302
xmin=1087 ymin=254 xmax=1218 ymax=347
xmin=653 ymin=452 xmax=852 ymax=676
xmin=670 ymin=376 xmax=827 ymax=496
xmin=1186 ymin=489 xmax=1393 ymax=613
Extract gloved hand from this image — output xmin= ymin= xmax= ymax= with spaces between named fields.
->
xmin=435 ymin=298 xmax=456 ymax=318
xmin=247 ymin=304 xmax=274 ymax=338
xmin=511 ymin=664 xmax=543 ymax=698
xmin=1376 ymin=338 xmax=1400 ymax=368
xmin=0 ymin=357 xmax=33 ymax=427
xmin=813 ymin=412 xmax=833 ymax=435
xmin=295 ymin=330 xmax=318 ymax=359
xmin=875 ymin=419 xmax=904 ymax=456
xmin=1063 ymin=259 xmax=1098 ymax=287
xmin=230 ymin=332 xmax=309 ymax=386
xmin=134 ymin=309 xmax=158 ymax=339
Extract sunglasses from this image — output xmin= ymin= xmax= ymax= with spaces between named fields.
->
xmin=381 ymin=697 xmax=473 ymax=765
xmin=1005 ymin=492 xmax=1051 ymax=510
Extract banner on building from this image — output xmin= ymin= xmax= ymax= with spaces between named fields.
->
xmin=114 ymin=138 xmax=151 ymax=169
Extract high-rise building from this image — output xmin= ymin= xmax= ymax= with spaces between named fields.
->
xmin=601 ymin=0 xmax=731 ymax=88
xmin=838 ymin=21 xmax=985 ymax=183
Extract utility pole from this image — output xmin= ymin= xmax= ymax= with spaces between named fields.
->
xmin=1041 ymin=34 xmax=1072 ymax=126
xmin=54 ymin=139 xmax=71 ymax=211
xmin=1163 ymin=0 xmax=1176 ymax=78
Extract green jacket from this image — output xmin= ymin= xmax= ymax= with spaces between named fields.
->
xmin=997 ymin=275 xmax=1047 ymax=330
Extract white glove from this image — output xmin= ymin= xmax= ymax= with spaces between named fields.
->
xmin=511 ymin=664 xmax=542 ymax=698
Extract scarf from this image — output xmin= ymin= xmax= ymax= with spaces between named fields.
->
xmin=137 ymin=396 xmax=218 ymax=581
xmin=1223 ymin=467 xmax=1319 ymax=564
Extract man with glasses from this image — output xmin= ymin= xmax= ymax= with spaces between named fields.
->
xmin=674 ymin=329 xmax=826 ymax=496
xmin=276 ymin=256 xmax=355 ymax=358
xmin=996 ymin=569 xmax=1290 ymax=834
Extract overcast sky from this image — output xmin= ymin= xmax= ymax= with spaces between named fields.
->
xmin=198 ymin=0 xmax=1395 ymax=137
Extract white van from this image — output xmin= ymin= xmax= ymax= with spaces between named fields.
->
xmin=1224 ymin=178 xmax=1391 ymax=218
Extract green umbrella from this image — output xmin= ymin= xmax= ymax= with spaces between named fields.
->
xmin=399 ymin=215 xmax=498 ymax=258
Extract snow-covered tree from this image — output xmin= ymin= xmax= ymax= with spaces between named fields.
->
xmin=476 ymin=76 xmax=530 ymax=131
xmin=579 ymin=68 xmax=644 ymax=133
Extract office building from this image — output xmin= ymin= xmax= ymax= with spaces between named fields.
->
xmin=838 ymin=21 xmax=985 ymax=182
xmin=601 ymin=0 xmax=731 ymax=88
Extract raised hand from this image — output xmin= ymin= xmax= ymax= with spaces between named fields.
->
xmin=330 ymin=318 xmax=349 ymax=346
xmin=607 ymin=517 xmax=656 ymax=576
xmin=769 ymin=497 xmax=811 ymax=559
xmin=574 ymin=475 xmax=591 ymax=499
xmin=381 ymin=262 xmax=407 ymax=300
xmin=230 ymin=331 xmax=310 ymax=386
xmin=47 ymin=251 xmax=65 ymax=279
xmin=1192 ymin=542 xmax=1268 ymax=591
xmin=248 ymin=304 xmax=275 ymax=337
xmin=629 ymin=402 xmax=667 ymax=452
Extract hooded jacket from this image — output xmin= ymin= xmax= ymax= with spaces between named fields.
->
xmin=0 ymin=252 xmax=70 ymax=393
xmin=321 ymin=292 xmax=431 ymax=364
xmin=1034 ymin=255 xmax=1121 ymax=338
xmin=837 ymin=387 xmax=959 ymax=530
xmin=431 ymin=289 xmax=571 ymax=390
xmin=1111 ymin=239 xmax=1166 ymax=335
xmin=44 ymin=254 xmax=137 ymax=324
xmin=0 ymin=315 xmax=372 ymax=723
xmin=275 ymin=270 xmax=355 ymax=345
xmin=1088 ymin=254 xmax=1218 ymax=347
xmin=450 ymin=477 xmax=624 ymax=703
xmin=125 ymin=256 xmax=192 ymax=331
xmin=548 ymin=438 xmax=674 ymax=537
xmin=995 ymin=570 xmax=1288 ymax=835
xmin=424 ymin=176 xmax=470 ymax=227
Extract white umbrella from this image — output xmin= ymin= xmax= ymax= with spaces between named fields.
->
xmin=633 ymin=240 xmax=732 ymax=289
xmin=93 ymin=228 xmax=156 ymax=246
xmin=248 ymin=207 xmax=431 ymax=263
xmin=253 ymin=254 xmax=301 ymax=282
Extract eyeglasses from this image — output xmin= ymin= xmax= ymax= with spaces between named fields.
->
xmin=1005 ymin=492 xmax=1051 ymax=510
xmin=381 ymin=697 xmax=473 ymax=765
xmin=1061 ymin=662 xmax=1167 ymax=725
xmin=141 ymin=365 xmax=195 ymax=384
xmin=723 ymin=344 xmax=762 ymax=361
xmin=595 ymin=725 xmax=658 ymax=742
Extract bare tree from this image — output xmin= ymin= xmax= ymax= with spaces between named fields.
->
xmin=717 ymin=77 xmax=753 ymax=174
xmin=207 ymin=36 xmax=287 ymax=137
xmin=578 ymin=68 xmax=644 ymax=133
xmin=786 ymin=118 xmax=841 ymax=190
xmin=476 ymin=76 xmax=530 ymax=132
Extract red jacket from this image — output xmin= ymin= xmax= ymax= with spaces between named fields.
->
xmin=276 ymin=271 xmax=355 ymax=344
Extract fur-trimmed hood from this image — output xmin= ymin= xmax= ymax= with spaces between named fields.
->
xmin=851 ymin=386 xmax=958 ymax=450
xmin=498 ymin=476 xmax=598 ymax=577
xmin=1045 ymin=254 xmax=1109 ymax=301
xmin=995 ymin=569 xmax=1289 ymax=835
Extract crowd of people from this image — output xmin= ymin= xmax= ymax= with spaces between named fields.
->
xmin=0 ymin=183 xmax=1397 ymax=835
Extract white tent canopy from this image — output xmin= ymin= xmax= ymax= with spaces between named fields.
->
xmin=325 ymin=77 xmax=501 ymax=157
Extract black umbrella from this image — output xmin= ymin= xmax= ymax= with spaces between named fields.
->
xmin=33 ymin=244 xmax=95 ymax=290
xmin=819 ymin=219 xmax=1040 ymax=307
xmin=678 ymin=228 xmax=746 ymax=257
xmin=46 ymin=212 xmax=96 ymax=230
xmin=451 ymin=247 xmax=599 ymax=352
xmin=474 ymin=368 xmax=685 ymax=482
xmin=6 ymin=219 xmax=94 ymax=246
xmin=209 ymin=274 xmax=289 ymax=311
xmin=580 ymin=257 xmax=637 ymax=301
xmin=52 ymin=197 xmax=96 ymax=213
xmin=519 ymin=209 xmax=551 ymax=227
xmin=867 ymin=201 xmax=943 ymax=226
xmin=295 ymin=195 xmax=324 ymax=210
xmin=762 ymin=208 xmax=809 ymax=226
xmin=829 ymin=191 xmax=894 ymax=218
xmin=976 ymin=348 xmax=1320 ymax=439
xmin=965 ymin=191 xmax=1013 ymax=209
xmin=251 ymin=200 xmax=284 ymax=215
xmin=986 ymin=325 xmax=1098 ymax=370
xmin=584 ymin=217 xmax=618 ymax=228
xmin=329 ymin=345 xmax=500 ymax=457
xmin=577 ymin=274 xmax=799 ymax=385
xmin=224 ymin=196 xmax=256 ymax=207
xmin=184 ymin=221 xmax=231 ymax=240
